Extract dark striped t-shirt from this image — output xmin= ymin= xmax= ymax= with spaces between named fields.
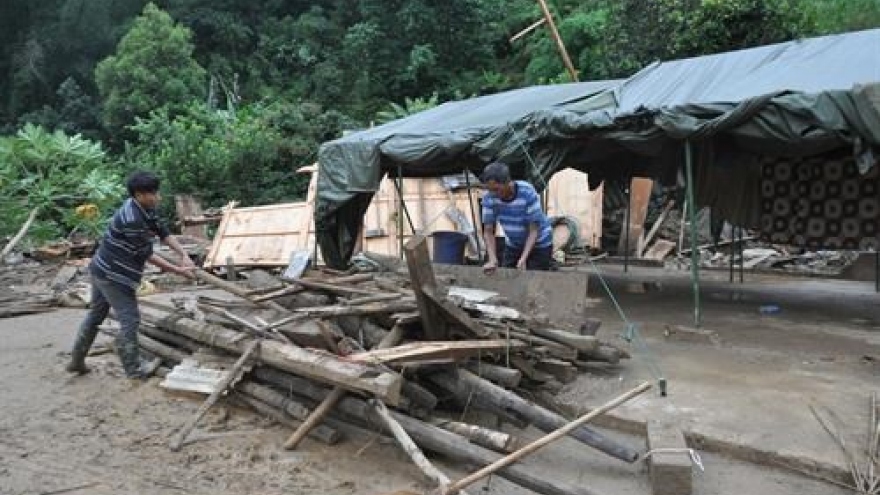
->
xmin=481 ymin=181 xmax=552 ymax=250
xmin=91 ymin=198 xmax=170 ymax=290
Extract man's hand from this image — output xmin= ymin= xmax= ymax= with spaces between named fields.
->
xmin=174 ymin=265 xmax=197 ymax=280
xmin=179 ymin=255 xmax=196 ymax=269
xmin=516 ymin=257 xmax=527 ymax=270
xmin=482 ymin=259 xmax=498 ymax=275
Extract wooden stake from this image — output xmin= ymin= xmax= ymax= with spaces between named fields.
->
xmin=535 ymin=0 xmax=578 ymax=81
xmin=510 ymin=18 xmax=546 ymax=43
xmin=373 ymin=400 xmax=467 ymax=495
xmin=169 ymin=339 xmax=261 ymax=451
xmin=442 ymin=382 xmax=652 ymax=494
xmin=0 ymin=207 xmax=39 ymax=261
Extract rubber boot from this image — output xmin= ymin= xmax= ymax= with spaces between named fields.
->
xmin=65 ymin=349 xmax=91 ymax=374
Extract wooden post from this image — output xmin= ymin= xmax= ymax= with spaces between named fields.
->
xmin=372 ymin=400 xmax=465 ymax=494
xmin=535 ymin=0 xmax=578 ymax=81
xmin=404 ymin=235 xmax=447 ymax=340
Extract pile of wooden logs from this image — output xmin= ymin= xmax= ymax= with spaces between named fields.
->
xmin=133 ymin=236 xmax=642 ymax=495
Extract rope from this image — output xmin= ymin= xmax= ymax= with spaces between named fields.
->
xmin=637 ymin=448 xmax=705 ymax=472
xmin=588 ymin=255 xmax=667 ymax=396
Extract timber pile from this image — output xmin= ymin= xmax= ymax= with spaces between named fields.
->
xmin=129 ymin=236 xmax=639 ymax=495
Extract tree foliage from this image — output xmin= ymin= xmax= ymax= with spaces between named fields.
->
xmin=0 ymin=124 xmax=122 ymax=243
xmin=128 ymin=101 xmax=355 ymax=213
xmin=95 ymin=2 xmax=206 ymax=143
xmin=0 ymin=0 xmax=877 ymax=246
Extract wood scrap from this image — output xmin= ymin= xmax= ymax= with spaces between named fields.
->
xmin=348 ymin=340 xmax=526 ymax=365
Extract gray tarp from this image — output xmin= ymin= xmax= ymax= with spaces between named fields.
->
xmin=317 ymin=29 xmax=880 ymax=268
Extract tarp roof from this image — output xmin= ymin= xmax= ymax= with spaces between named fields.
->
xmin=317 ymin=28 xmax=880 ymax=268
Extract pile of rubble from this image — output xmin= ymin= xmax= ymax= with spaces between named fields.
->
xmin=115 ymin=236 xmax=640 ymax=495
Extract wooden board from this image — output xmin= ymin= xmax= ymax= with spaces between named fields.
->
xmin=545 ymin=168 xmax=603 ymax=249
xmin=348 ymin=340 xmax=526 ymax=365
xmin=204 ymin=203 xmax=313 ymax=267
xmin=204 ymin=165 xmax=319 ymax=268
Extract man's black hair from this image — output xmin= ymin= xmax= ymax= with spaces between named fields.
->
xmin=480 ymin=161 xmax=511 ymax=184
xmin=127 ymin=171 xmax=161 ymax=196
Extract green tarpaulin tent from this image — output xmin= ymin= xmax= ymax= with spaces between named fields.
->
xmin=317 ymin=28 xmax=880 ymax=269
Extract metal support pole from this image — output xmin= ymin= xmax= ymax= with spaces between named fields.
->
xmin=729 ymin=225 xmax=735 ymax=284
xmin=874 ymin=251 xmax=880 ymax=292
xmin=396 ymin=172 xmax=404 ymax=260
xmin=684 ymin=141 xmax=702 ymax=327
xmin=624 ymin=184 xmax=632 ymax=273
xmin=393 ymin=167 xmax=416 ymax=235
xmin=738 ymin=226 xmax=744 ymax=283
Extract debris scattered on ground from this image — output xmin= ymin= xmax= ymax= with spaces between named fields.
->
xmin=112 ymin=236 xmax=642 ymax=495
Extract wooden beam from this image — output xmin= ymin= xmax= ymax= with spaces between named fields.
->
xmin=348 ymin=340 xmax=526 ymax=365
xmin=403 ymin=235 xmax=448 ymax=340
xmin=148 ymin=311 xmax=402 ymax=404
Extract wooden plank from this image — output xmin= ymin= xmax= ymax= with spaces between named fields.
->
xmin=348 ymin=340 xmax=526 ymax=365
xmin=404 ymin=235 xmax=447 ymax=340
xmin=618 ymin=177 xmax=653 ymax=256
xmin=204 ymin=202 xmax=314 ymax=268
xmin=644 ymin=239 xmax=677 ymax=261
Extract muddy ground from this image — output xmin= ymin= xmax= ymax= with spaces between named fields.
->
xmin=0 ymin=264 xmax=872 ymax=495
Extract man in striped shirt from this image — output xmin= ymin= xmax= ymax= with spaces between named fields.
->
xmin=67 ymin=171 xmax=195 ymax=379
xmin=480 ymin=161 xmax=553 ymax=273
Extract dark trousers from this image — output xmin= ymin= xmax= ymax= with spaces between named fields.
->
xmin=71 ymin=273 xmax=142 ymax=377
xmin=501 ymin=244 xmax=553 ymax=271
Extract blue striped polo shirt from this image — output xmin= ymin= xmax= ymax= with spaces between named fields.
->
xmin=91 ymin=197 xmax=170 ymax=290
xmin=481 ymin=181 xmax=552 ymax=250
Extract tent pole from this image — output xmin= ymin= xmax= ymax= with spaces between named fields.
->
xmin=464 ymin=168 xmax=484 ymax=261
xmin=623 ymin=183 xmax=631 ymax=272
xmin=684 ymin=140 xmax=702 ymax=327
xmin=396 ymin=170 xmax=404 ymax=260
xmin=729 ymin=225 xmax=735 ymax=284
xmin=738 ymin=226 xmax=744 ymax=283
xmin=535 ymin=0 xmax=579 ymax=82
xmin=874 ymin=251 xmax=880 ymax=292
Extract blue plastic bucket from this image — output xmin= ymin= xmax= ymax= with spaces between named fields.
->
xmin=431 ymin=231 xmax=468 ymax=265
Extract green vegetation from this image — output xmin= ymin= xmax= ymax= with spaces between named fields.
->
xmin=0 ymin=0 xmax=877 ymax=245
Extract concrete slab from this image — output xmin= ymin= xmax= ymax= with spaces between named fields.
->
xmin=549 ymin=263 xmax=880 ymax=488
